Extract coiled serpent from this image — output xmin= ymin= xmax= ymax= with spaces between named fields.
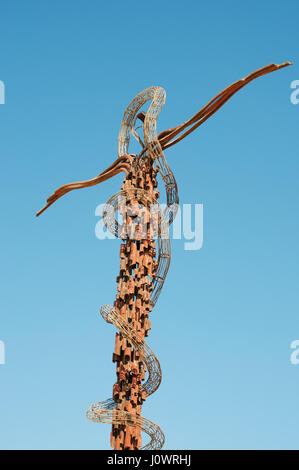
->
xmin=86 ymin=87 xmax=179 ymax=449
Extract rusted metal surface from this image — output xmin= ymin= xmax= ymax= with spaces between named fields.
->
xmin=36 ymin=62 xmax=291 ymax=450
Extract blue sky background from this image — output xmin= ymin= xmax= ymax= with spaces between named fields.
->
xmin=0 ymin=0 xmax=298 ymax=450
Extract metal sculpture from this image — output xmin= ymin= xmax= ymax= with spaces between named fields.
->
xmin=36 ymin=62 xmax=291 ymax=450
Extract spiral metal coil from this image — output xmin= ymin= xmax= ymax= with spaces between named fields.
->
xmin=86 ymin=87 xmax=179 ymax=449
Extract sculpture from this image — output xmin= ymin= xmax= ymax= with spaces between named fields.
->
xmin=37 ymin=62 xmax=291 ymax=449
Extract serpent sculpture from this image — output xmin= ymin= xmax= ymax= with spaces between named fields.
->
xmin=36 ymin=62 xmax=291 ymax=450
xmin=87 ymin=87 xmax=178 ymax=450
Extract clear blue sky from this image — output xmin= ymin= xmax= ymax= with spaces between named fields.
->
xmin=0 ymin=0 xmax=298 ymax=450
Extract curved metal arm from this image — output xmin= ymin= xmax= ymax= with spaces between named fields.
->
xmin=36 ymin=61 xmax=291 ymax=217
xmin=156 ymin=61 xmax=292 ymax=151
xmin=36 ymin=155 xmax=133 ymax=217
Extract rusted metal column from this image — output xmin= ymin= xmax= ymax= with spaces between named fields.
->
xmin=111 ymin=161 xmax=159 ymax=450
